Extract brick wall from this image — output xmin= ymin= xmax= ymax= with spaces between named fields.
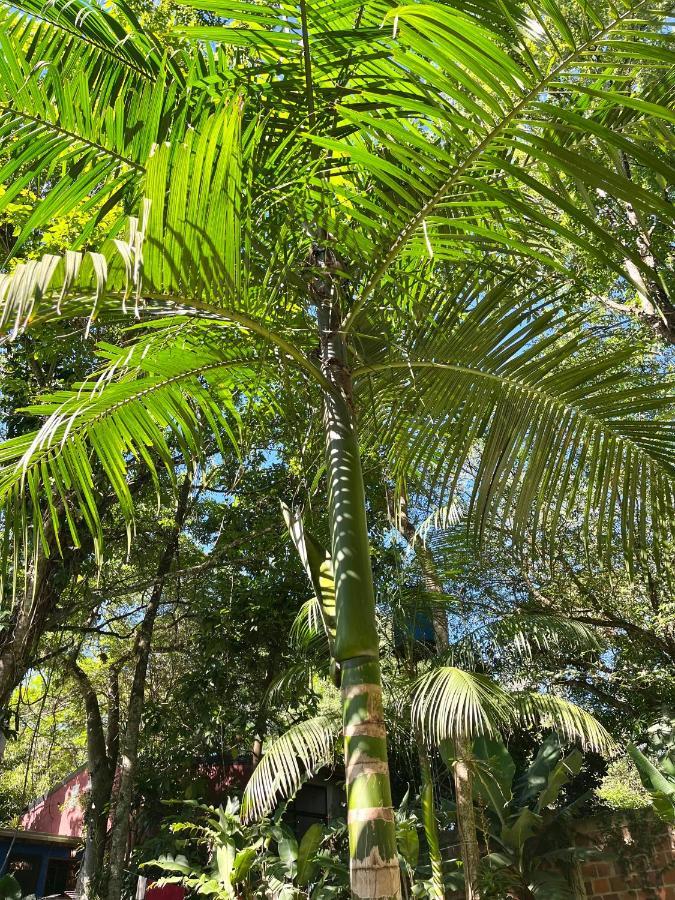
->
xmin=578 ymin=815 xmax=675 ymax=900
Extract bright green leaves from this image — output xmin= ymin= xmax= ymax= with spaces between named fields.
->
xmin=627 ymin=743 xmax=675 ymax=823
xmin=0 ymin=5 xmax=175 ymax=258
xmin=412 ymin=666 xmax=614 ymax=752
xmin=0 ymin=328 xmax=255 ymax=571
xmin=330 ymin=0 xmax=675 ymax=322
xmin=412 ymin=668 xmax=511 ymax=745
xmin=143 ymin=100 xmax=244 ymax=305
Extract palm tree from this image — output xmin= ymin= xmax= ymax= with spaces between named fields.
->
xmin=1 ymin=0 xmax=674 ymax=896
xmin=243 ymin=514 xmax=611 ymax=897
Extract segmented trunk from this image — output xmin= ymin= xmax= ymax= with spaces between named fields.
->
xmin=317 ymin=282 xmax=401 ymax=900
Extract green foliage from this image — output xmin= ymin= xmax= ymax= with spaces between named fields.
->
xmin=468 ymin=734 xmax=596 ymax=899
xmin=0 ymin=875 xmax=21 ymax=900
xmin=596 ymin=757 xmax=651 ymax=811
xmin=144 ymin=797 xmax=348 ymax=898
xmin=627 ymin=742 xmax=675 ymax=824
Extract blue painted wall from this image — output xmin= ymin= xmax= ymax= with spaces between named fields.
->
xmin=0 ymin=836 xmax=74 ymax=897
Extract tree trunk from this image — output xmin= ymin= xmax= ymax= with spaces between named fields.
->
xmin=417 ymin=556 xmax=480 ymax=900
xmin=106 ymin=477 xmax=191 ymax=900
xmin=417 ymin=734 xmax=444 ymax=900
xmin=71 ymin=662 xmax=116 ymax=900
xmin=315 ymin=268 xmax=401 ymax=900
xmin=397 ymin=496 xmax=480 ymax=900
xmin=0 ymin=477 xmax=148 ymax=761
xmin=569 ymin=857 xmax=587 ymax=899
xmin=453 ymin=735 xmax=480 ymax=900
xmin=0 ymin=534 xmax=81 ymax=727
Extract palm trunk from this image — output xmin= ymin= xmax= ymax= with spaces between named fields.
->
xmin=453 ymin=735 xmax=480 ymax=900
xmin=316 ymin=276 xmax=400 ymax=900
xmin=398 ymin=497 xmax=480 ymax=900
xmin=416 ymin=735 xmax=444 ymax=899
xmin=106 ymin=477 xmax=191 ymax=900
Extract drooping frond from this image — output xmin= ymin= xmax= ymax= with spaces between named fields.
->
xmin=241 ymin=715 xmax=340 ymax=822
xmin=282 ymin=506 xmax=337 ymax=658
xmin=290 ymin=597 xmax=325 ymax=652
xmin=411 ymin=667 xmax=512 ymax=744
xmin=357 ymin=275 xmax=675 ymax=572
xmin=489 ymin=614 xmax=603 ymax=658
xmin=514 ymin=692 xmax=616 ymax=754
xmin=0 ymin=329 xmax=265 ymax=571
xmin=411 ymin=667 xmax=615 ymax=752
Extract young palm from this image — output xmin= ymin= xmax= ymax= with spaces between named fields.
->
xmin=1 ymin=1 xmax=675 ymax=897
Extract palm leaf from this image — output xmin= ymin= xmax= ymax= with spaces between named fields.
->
xmin=241 ymin=715 xmax=340 ymax=822
xmin=0 ymin=3 xmax=178 ymax=255
xmin=514 ymin=693 xmax=615 ymax=754
xmin=356 ymin=274 xmax=675 ymax=572
xmin=411 ymin=667 xmax=512 ymax=744
xmin=335 ymin=0 xmax=675 ymax=326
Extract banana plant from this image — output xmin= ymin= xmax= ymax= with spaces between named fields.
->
xmin=459 ymin=733 xmax=597 ymax=899
xmin=627 ymin=743 xmax=675 ymax=824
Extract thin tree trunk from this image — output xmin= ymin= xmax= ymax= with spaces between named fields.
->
xmin=452 ymin=735 xmax=480 ymax=900
xmin=315 ymin=268 xmax=401 ymax=899
xmin=397 ymin=495 xmax=480 ymax=900
xmin=417 ymin=734 xmax=444 ymax=900
xmin=71 ymin=662 xmax=117 ymax=900
xmin=569 ymin=857 xmax=587 ymax=899
xmin=106 ymin=477 xmax=191 ymax=900
xmin=0 ymin=477 xmax=148 ymax=762
xmin=0 ymin=532 xmax=81 ymax=723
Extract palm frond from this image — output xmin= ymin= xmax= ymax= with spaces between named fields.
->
xmin=514 ymin=692 xmax=616 ymax=754
xmin=410 ymin=667 xmax=512 ymax=744
xmin=490 ymin=614 xmax=603 ymax=658
xmin=357 ymin=275 xmax=675 ymax=573
xmin=0 ymin=3 xmax=178 ymax=255
xmin=414 ymin=499 xmax=464 ymax=547
xmin=334 ymin=0 xmax=675 ymax=326
xmin=241 ymin=715 xmax=340 ymax=822
xmin=0 ymin=326 xmax=269 ymax=577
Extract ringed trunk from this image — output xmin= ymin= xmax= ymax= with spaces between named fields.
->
xmin=317 ymin=285 xmax=401 ymax=899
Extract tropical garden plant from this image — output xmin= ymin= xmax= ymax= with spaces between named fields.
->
xmin=0 ymin=0 xmax=674 ymax=897
xmin=467 ymin=733 xmax=597 ymax=898
xmin=145 ymin=797 xmax=347 ymax=898
xmin=628 ymin=739 xmax=675 ymax=824
xmin=241 ymin=515 xmax=614 ymax=898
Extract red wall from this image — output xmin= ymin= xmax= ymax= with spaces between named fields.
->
xmin=20 ymin=768 xmax=88 ymax=838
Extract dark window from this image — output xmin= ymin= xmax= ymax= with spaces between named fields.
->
xmin=288 ymin=783 xmax=328 ymax=837
xmin=7 ymin=854 xmax=40 ymax=894
xmin=45 ymin=857 xmax=75 ymax=893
